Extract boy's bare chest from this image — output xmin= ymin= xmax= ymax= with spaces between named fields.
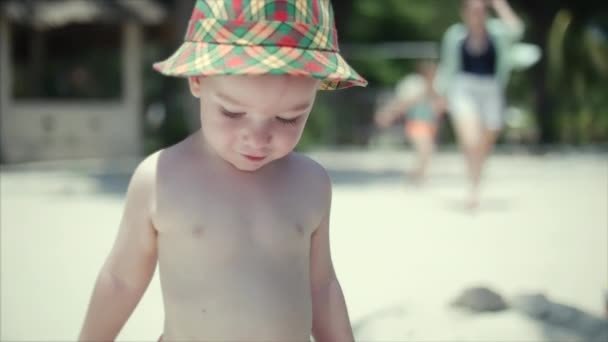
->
xmin=153 ymin=175 xmax=320 ymax=254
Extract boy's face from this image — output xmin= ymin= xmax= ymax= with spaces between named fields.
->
xmin=190 ymin=75 xmax=319 ymax=172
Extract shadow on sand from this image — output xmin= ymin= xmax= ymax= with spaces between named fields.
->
xmin=352 ymin=295 xmax=608 ymax=342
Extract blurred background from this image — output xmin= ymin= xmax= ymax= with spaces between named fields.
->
xmin=0 ymin=0 xmax=607 ymax=341
xmin=1 ymin=0 xmax=607 ymax=159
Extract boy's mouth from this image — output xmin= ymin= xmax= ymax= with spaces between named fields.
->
xmin=242 ymin=154 xmax=266 ymax=162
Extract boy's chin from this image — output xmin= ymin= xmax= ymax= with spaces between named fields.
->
xmin=229 ymin=158 xmax=272 ymax=172
xmin=232 ymin=164 xmax=263 ymax=172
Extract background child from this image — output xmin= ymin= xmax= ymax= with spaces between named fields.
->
xmin=78 ymin=1 xmax=366 ymax=341
xmin=374 ymin=61 xmax=446 ymax=184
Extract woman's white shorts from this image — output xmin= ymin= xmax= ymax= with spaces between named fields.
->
xmin=448 ymin=74 xmax=505 ymax=131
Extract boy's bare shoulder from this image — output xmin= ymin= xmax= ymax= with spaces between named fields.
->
xmin=286 ymin=152 xmax=328 ymax=175
xmin=132 ymin=135 xmax=196 ymax=183
xmin=128 ymin=150 xmax=162 ymax=193
xmin=283 ymin=152 xmax=332 ymax=191
xmin=282 ymin=153 xmax=332 ymax=226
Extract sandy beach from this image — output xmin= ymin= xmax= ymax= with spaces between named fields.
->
xmin=1 ymin=149 xmax=606 ymax=341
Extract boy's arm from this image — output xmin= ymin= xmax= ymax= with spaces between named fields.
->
xmin=79 ymin=156 xmax=159 ymax=341
xmin=310 ymin=175 xmax=354 ymax=342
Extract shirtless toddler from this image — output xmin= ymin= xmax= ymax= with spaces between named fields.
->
xmin=78 ymin=1 xmax=367 ymax=341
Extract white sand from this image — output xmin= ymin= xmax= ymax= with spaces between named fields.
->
xmin=1 ymin=150 xmax=606 ymax=341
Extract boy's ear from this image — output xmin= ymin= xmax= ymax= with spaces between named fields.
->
xmin=188 ymin=76 xmax=202 ymax=98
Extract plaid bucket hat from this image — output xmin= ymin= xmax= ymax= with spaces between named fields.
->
xmin=153 ymin=0 xmax=367 ymax=90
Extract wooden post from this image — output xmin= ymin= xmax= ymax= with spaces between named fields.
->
xmin=122 ymin=21 xmax=143 ymax=155
xmin=0 ymin=18 xmax=12 ymax=161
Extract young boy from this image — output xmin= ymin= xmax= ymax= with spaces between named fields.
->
xmin=374 ymin=61 xmax=445 ymax=184
xmin=78 ymin=1 xmax=366 ymax=341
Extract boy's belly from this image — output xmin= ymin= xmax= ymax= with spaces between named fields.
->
xmin=162 ymin=294 xmax=312 ymax=341
xmin=157 ymin=236 xmax=313 ymax=341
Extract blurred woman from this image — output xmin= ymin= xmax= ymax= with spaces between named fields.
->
xmin=435 ymin=0 xmax=525 ymax=208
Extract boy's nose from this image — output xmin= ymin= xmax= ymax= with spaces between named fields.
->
xmin=244 ymin=124 xmax=272 ymax=148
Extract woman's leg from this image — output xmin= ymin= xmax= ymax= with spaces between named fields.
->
xmin=450 ymin=113 xmax=485 ymax=207
xmin=481 ymin=128 xmax=500 ymax=162
xmin=472 ymin=78 xmax=505 ymax=205
xmin=468 ymin=127 xmax=501 ymax=208
xmin=449 ymin=74 xmax=504 ymax=208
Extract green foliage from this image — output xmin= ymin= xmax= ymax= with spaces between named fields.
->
xmin=296 ymin=100 xmax=334 ymax=151
xmin=546 ymin=9 xmax=608 ymax=143
xmin=348 ymin=0 xmax=460 ymax=43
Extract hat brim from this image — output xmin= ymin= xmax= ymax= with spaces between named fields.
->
xmin=153 ymin=42 xmax=367 ymax=90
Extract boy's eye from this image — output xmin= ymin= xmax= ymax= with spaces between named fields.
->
xmin=276 ymin=116 xmax=299 ymax=126
xmin=221 ymin=108 xmax=245 ymax=119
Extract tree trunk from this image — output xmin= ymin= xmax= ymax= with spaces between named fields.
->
xmin=516 ymin=1 xmax=560 ymax=146
xmin=530 ymin=13 xmax=556 ymax=145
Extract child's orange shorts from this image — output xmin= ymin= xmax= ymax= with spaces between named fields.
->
xmin=405 ymin=120 xmax=437 ymax=138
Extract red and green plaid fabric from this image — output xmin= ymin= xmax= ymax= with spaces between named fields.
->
xmin=153 ymin=0 xmax=367 ymax=90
